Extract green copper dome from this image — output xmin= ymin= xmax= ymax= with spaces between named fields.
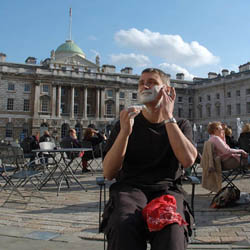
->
xmin=55 ymin=40 xmax=85 ymax=56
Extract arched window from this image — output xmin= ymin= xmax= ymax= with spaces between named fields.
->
xmin=61 ymin=123 xmax=70 ymax=139
xmin=6 ymin=122 xmax=13 ymax=138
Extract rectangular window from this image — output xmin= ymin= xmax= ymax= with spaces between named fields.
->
xmin=227 ymin=92 xmax=231 ymax=98
xmin=178 ymin=96 xmax=183 ymax=103
xmin=41 ymin=99 xmax=48 ymax=112
xmin=8 ymin=83 xmax=15 ymax=91
xmin=216 ymin=106 xmax=220 ymax=116
xmin=42 ymin=85 xmax=49 ymax=93
xmin=119 ymin=92 xmax=125 ymax=99
xmin=24 ymin=84 xmax=31 ymax=92
xmin=247 ymin=102 xmax=250 ymax=113
xmin=107 ymin=90 xmax=113 ymax=98
xmin=74 ymin=90 xmax=78 ymax=97
xmin=199 ymin=108 xmax=202 ymax=119
xmin=74 ymin=104 xmax=78 ymax=114
xmin=216 ymin=93 xmax=220 ymax=99
xmin=23 ymin=99 xmax=30 ymax=111
xmin=246 ymin=89 xmax=250 ymax=95
xmin=188 ymin=97 xmax=193 ymax=103
xmin=227 ymin=104 xmax=231 ymax=115
xmin=236 ymin=103 xmax=241 ymax=114
xmin=61 ymin=87 xmax=66 ymax=96
xmin=7 ymin=98 xmax=14 ymax=110
xmin=207 ymin=95 xmax=211 ymax=101
xmin=199 ymin=96 xmax=202 ymax=102
xmin=236 ymin=90 xmax=240 ymax=96
xmin=61 ymin=103 xmax=65 ymax=113
xmin=132 ymin=93 xmax=137 ymax=100
xmin=107 ymin=103 xmax=112 ymax=114
xmin=188 ymin=109 xmax=192 ymax=119
xmin=207 ymin=106 xmax=211 ymax=117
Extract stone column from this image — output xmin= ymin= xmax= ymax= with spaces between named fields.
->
xmin=100 ymin=88 xmax=105 ymax=118
xmin=33 ymin=80 xmax=41 ymax=117
xmin=115 ymin=88 xmax=120 ymax=118
xmin=51 ymin=85 xmax=56 ymax=117
xmin=57 ymin=86 xmax=61 ymax=118
xmin=83 ymin=87 xmax=87 ymax=119
xmin=95 ymin=88 xmax=100 ymax=119
xmin=70 ymin=86 xmax=75 ymax=119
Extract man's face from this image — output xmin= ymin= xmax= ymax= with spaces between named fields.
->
xmin=138 ymin=72 xmax=163 ymax=104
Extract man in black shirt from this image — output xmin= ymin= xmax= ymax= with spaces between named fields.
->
xmin=101 ymin=68 xmax=197 ymax=250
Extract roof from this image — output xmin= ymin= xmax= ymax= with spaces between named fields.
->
xmin=55 ymin=40 xmax=85 ymax=57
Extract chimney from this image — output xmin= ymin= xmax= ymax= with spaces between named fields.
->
xmin=0 ymin=53 xmax=6 ymax=62
xmin=208 ymin=72 xmax=217 ymax=79
xmin=121 ymin=67 xmax=133 ymax=74
xmin=101 ymin=64 xmax=116 ymax=73
xmin=176 ymin=73 xmax=184 ymax=80
xmin=25 ymin=57 xmax=37 ymax=64
xmin=222 ymin=69 xmax=229 ymax=77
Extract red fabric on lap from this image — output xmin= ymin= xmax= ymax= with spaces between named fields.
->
xmin=142 ymin=194 xmax=188 ymax=232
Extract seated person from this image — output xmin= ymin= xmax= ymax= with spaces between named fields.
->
xmin=60 ymin=128 xmax=87 ymax=169
xmin=224 ymin=127 xmax=238 ymax=149
xmin=39 ymin=130 xmax=53 ymax=143
xmin=81 ymin=127 xmax=106 ymax=172
xmin=101 ymin=68 xmax=198 ymax=250
xmin=238 ymin=123 xmax=250 ymax=153
xmin=208 ymin=121 xmax=248 ymax=170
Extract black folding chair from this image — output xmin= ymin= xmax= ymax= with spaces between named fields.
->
xmin=1 ymin=146 xmax=47 ymax=206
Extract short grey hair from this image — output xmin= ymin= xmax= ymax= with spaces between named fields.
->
xmin=141 ymin=68 xmax=170 ymax=85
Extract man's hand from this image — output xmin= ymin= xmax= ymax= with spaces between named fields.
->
xmin=120 ymin=107 xmax=140 ymax=137
xmin=159 ymin=86 xmax=176 ymax=120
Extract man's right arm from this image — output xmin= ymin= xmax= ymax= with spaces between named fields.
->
xmin=103 ymin=131 xmax=129 ymax=180
xmin=103 ymin=108 xmax=138 ymax=180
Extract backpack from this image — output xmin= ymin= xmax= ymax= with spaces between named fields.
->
xmin=210 ymin=186 xmax=240 ymax=208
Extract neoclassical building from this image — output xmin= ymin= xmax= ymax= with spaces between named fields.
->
xmin=0 ymin=39 xmax=250 ymax=143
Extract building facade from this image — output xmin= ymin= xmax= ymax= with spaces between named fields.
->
xmin=0 ymin=41 xmax=250 ymax=144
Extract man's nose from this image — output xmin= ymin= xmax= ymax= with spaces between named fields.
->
xmin=142 ymin=82 xmax=152 ymax=88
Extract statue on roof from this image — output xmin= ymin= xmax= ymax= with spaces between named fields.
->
xmin=50 ymin=50 xmax=55 ymax=60
xmin=96 ymin=55 xmax=100 ymax=67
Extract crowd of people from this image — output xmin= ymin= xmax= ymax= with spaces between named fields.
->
xmin=21 ymin=126 xmax=107 ymax=173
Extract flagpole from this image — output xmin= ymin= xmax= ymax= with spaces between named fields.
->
xmin=69 ymin=8 xmax=72 ymax=41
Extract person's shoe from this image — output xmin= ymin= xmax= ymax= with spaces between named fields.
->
xmin=82 ymin=168 xmax=91 ymax=173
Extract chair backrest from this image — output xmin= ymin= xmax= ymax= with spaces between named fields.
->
xmin=0 ymin=144 xmax=17 ymax=166
xmin=39 ymin=142 xmax=55 ymax=151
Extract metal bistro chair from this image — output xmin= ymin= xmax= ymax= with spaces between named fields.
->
xmin=2 ymin=146 xmax=47 ymax=206
xmin=0 ymin=144 xmax=19 ymax=192
xmin=96 ymin=172 xmax=200 ymax=249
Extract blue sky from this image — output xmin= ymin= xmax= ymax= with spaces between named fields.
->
xmin=1 ymin=0 xmax=250 ymax=80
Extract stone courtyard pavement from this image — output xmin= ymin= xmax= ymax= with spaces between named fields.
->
xmin=0 ymin=162 xmax=250 ymax=249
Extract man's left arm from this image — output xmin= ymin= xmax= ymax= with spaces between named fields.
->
xmin=165 ymin=121 xmax=197 ymax=168
xmin=160 ymin=86 xmax=197 ymax=168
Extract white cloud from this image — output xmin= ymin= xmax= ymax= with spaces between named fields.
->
xmin=110 ymin=53 xmax=151 ymax=67
xmin=159 ymin=62 xmax=195 ymax=80
xmin=114 ymin=28 xmax=220 ymax=67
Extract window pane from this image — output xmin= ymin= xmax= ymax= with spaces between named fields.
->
xmin=8 ymin=83 xmax=15 ymax=91
xmin=23 ymin=99 xmax=30 ymax=111
xmin=24 ymin=84 xmax=31 ymax=92
xmin=7 ymin=98 xmax=14 ymax=110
